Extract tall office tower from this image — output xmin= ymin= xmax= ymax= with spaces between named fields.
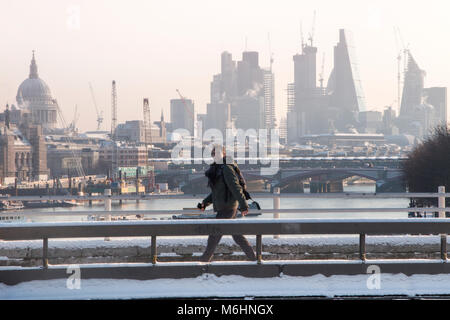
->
xmin=210 ymin=74 xmax=223 ymax=104
xmin=236 ymin=59 xmax=250 ymax=96
xmin=207 ymin=50 xmax=270 ymax=134
xmin=396 ymin=51 xmax=445 ymax=138
xmin=232 ymin=96 xmax=264 ymax=131
xmin=292 ymin=44 xmax=318 ymax=136
xmin=289 ymin=40 xmax=330 ymax=139
xmin=221 ymin=51 xmax=234 ymax=72
xmin=279 ymin=116 xmax=288 ymax=144
xmin=170 ymin=98 xmax=195 ymax=135
xmin=242 ymin=51 xmax=259 ymax=69
xmin=399 ymin=51 xmax=425 ymax=117
xmin=220 ymin=51 xmax=237 ymax=101
xmin=424 ymin=87 xmax=447 ymax=126
xmin=286 ymin=82 xmax=301 ymax=143
xmin=263 ymin=69 xmax=276 ymax=130
xmin=287 ymin=82 xmax=296 ymax=114
xmin=382 ymin=106 xmax=397 ymax=135
xmin=207 ymin=73 xmax=229 ymax=133
xmin=294 ymin=45 xmax=317 ymax=91
xmin=328 ymin=29 xmax=367 ymax=130
xmin=206 ymin=102 xmax=230 ymax=133
xmin=232 ymin=51 xmax=265 ymax=130
xmin=237 ymin=51 xmax=264 ymax=96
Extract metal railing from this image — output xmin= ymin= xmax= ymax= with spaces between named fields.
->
xmin=1 ymin=218 xmax=450 ymax=269
xmin=1 ymin=186 xmax=450 ymax=285
xmin=2 ymin=191 xmax=450 ymax=201
xmin=1 ymin=208 xmax=449 ymax=221
xmin=1 ymin=186 xmax=449 ymax=220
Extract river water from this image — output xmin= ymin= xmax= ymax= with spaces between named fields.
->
xmin=8 ymin=184 xmax=410 ymax=223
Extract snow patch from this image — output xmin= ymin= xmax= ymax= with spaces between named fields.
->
xmin=2 ymin=273 xmax=450 ymax=299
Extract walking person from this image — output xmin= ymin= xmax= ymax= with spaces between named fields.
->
xmin=197 ymin=145 xmax=256 ymax=262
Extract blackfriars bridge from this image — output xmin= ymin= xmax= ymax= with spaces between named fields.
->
xmin=158 ymin=157 xmax=406 ymax=193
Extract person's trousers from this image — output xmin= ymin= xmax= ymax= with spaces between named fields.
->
xmin=200 ymin=208 xmax=256 ymax=262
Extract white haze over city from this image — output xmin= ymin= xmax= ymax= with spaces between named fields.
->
xmin=0 ymin=0 xmax=448 ymax=132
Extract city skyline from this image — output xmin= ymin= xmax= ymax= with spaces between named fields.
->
xmin=0 ymin=0 xmax=449 ymax=132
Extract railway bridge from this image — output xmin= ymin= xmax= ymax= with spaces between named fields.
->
xmin=181 ymin=167 xmax=404 ymax=193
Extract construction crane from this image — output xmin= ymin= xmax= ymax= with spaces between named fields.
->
xmin=394 ymin=27 xmax=409 ymax=113
xmin=308 ymin=11 xmax=316 ymax=47
xmin=73 ymin=105 xmax=79 ymax=129
xmin=68 ymin=104 xmax=79 ymax=134
xmin=88 ymin=82 xmax=104 ymax=131
xmin=111 ymin=80 xmax=117 ymax=138
xmin=111 ymin=80 xmax=118 ymax=179
xmin=54 ymin=100 xmax=85 ymax=178
xmin=319 ymin=53 xmax=326 ymax=90
xmin=176 ymin=89 xmax=191 ymax=111
xmin=142 ymin=98 xmax=155 ymax=192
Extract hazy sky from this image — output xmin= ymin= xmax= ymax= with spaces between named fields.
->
xmin=0 ymin=0 xmax=448 ymax=132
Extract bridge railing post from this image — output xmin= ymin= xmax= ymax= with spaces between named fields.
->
xmin=151 ymin=235 xmax=157 ymax=265
xmin=104 ymin=188 xmax=111 ymax=241
xmin=256 ymin=234 xmax=262 ymax=264
xmin=441 ymin=234 xmax=447 ymax=261
xmin=438 ymin=186 xmax=447 ymax=261
xmin=359 ymin=234 xmax=366 ymax=262
xmin=273 ymin=187 xmax=280 ymax=239
xmin=43 ymin=238 xmax=49 ymax=269
xmin=438 ymin=186 xmax=446 ymax=218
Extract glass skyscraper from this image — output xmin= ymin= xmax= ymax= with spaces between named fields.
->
xmin=328 ymin=29 xmax=367 ymax=130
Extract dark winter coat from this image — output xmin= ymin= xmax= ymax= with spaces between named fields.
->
xmin=202 ymin=162 xmax=248 ymax=212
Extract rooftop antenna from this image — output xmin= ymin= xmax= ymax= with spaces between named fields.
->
xmin=300 ymin=19 xmax=304 ymax=53
xmin=268 ymin=32 xmax=274 ymax=71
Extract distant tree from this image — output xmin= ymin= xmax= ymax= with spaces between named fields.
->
xmin=402 ymin=126 xmax=450 ymax=207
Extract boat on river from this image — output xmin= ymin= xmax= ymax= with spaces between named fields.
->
xmin=22 ymin=200 xmax=80 ymax=209
xmin=0 ymin=200 xmax=24 ymax=211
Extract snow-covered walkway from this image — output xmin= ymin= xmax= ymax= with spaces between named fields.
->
xmin=2 ymin=273 xmax=450 ymax=299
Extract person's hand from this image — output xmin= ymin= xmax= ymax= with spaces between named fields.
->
xmin=197 ymin=202 xmax=205 ymax=211
xmin=241 ymin=210 xmax=249 ymax=216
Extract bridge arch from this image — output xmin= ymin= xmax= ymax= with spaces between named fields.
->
xmin=278 ymin=169 xmax=380 ymax=185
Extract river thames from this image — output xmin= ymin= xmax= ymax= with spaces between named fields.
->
xmin=11 ymin=184 xmax=410 ymax=223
